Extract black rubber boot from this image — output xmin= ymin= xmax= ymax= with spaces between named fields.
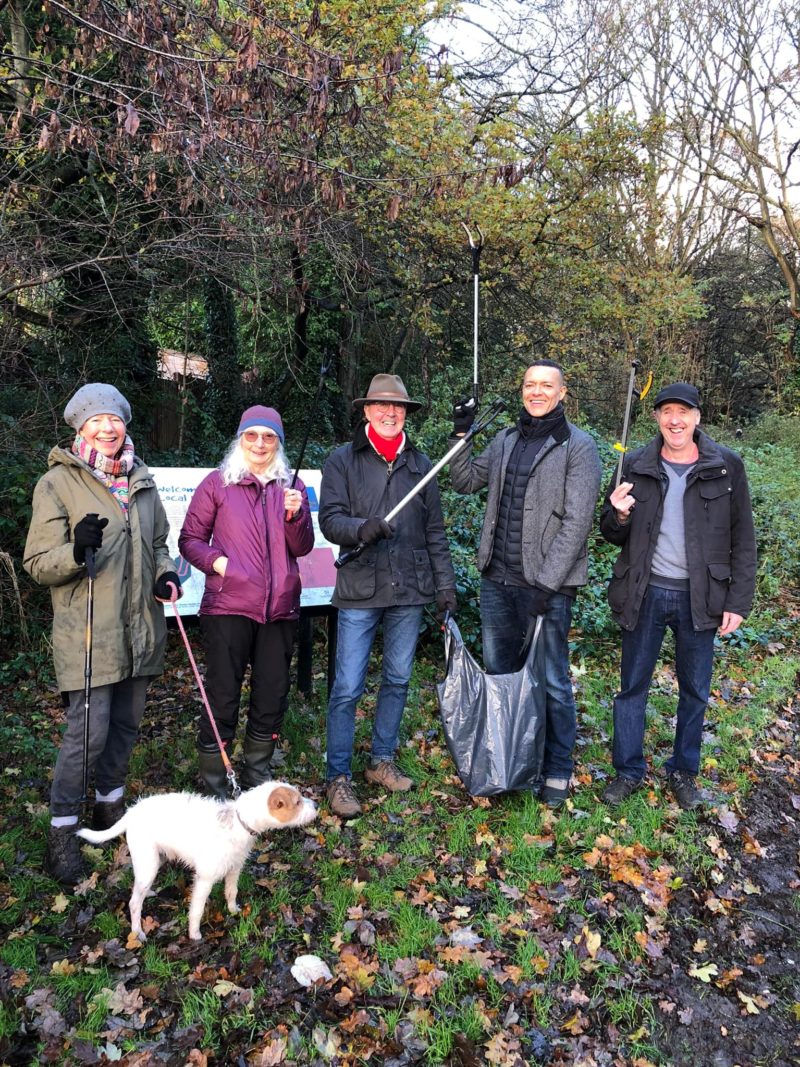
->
xmin=240 ymin=736 xmax=277 ymax=790
xmin=91 ymin=798 xmax=126 ymax=832
xmin=45 ymin=824 xmax=86 ymax=886
xmin=197 ymin=746 xmax=230 ymax=799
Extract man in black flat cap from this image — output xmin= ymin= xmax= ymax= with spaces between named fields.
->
xmin=599 ymin=382 xmax=757 ymax=809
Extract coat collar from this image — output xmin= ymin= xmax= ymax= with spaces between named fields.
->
xmin=632 ymin=430 xmax=725 ymax=477
xmin=352 ymin=422 xmax=422 ymax=470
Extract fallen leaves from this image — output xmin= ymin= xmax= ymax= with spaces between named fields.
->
xmin=688 ymin=962 xmax=718 ymax=982
xmin=51 ymin=893 xmax=70 ymax=914
xmin=583 ymin=836 xmax=674 ymax=910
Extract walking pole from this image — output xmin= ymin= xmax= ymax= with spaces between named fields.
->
xmin=290 ymin=353 xmax=332 ymax=490
xmin=286 ymin=353 xmax=332 ymax=519
xmin=81 ymin=519 xmax=98 ymax=811
xmin=336 ymin=398 xmax=507 ymax=569
xmin=461 ymin=222 xmax=484 ymax=401
xmin=614 ymin=361 xmax=653 ymax=488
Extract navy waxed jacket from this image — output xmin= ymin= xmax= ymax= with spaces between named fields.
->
xmin=319 ymin=423 xmax=455 ymax=609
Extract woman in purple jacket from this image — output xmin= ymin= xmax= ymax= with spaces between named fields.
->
xmin=179 ymin=405 xmax=314 ymax=796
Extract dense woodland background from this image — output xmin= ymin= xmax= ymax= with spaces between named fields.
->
xmin=2 ymin=0 xmax=800 ymax=657
xmin=2 ymin=8 xmax=800 ymax=1064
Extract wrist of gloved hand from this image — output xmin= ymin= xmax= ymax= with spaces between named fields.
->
xmin=452 ymin=396 xmax=477 ymax=436
xmin=73 ymin=514 xmax=109 ymax=564
xmin=528 ymin=585 xmax=553 ymax=618
xmin=436 ymin=588 xmax=458 ymax=619
xmin=358 ymin=517 xmax=393 ymax=545
xmin=154 ymin=571 xmax=181 ymax=600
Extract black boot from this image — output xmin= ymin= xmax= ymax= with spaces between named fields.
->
xmin=198 ymin=746 xmax=230 ymax=799
xmin=91 ymin=798 xmax=126 ymax=832
xmin=240 ymin=735 xmax=277 ymax=790
xmin=45 ymin=824 xmax=86 ymax=886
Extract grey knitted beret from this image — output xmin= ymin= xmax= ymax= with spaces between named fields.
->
xmin=64 ymin=384 xmax=132 ymax=431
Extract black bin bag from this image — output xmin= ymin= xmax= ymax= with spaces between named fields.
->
xmin=437 ymin=615 xmax=545 ymax=797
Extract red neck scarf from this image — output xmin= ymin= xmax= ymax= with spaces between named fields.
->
xmin=367 ymin=424 xmax=405 ymax=463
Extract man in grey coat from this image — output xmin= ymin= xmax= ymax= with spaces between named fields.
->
xmin=450 ymin=360 xmax=602 ymax=806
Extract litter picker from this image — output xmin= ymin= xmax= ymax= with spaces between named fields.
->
xmin=335 ymin=398 xmax=507 ymax=569
xmin=461 ymin=222 xmax=484 ymax=400
xmin=614 ymin=360 xmax=653 ymax=488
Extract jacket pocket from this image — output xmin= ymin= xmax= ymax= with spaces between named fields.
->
xmin=540 ymin=509 xmax=564 ymax=554
xmin=706 ymin=561 xmax=731 ymax=617
xmin=607 ymin=557 xmax=630 ymax=614
xmin=336 ymin=555 xmax=377 ymax=601
xmin=413 ymin=549 xmax=435 ymax=598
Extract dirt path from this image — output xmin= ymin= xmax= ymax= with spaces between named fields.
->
xmin=653 ymin=694 xmax=800 ymax=1067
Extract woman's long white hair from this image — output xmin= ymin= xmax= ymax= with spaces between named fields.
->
xmin=219 ymin=434 xmax=291 ymax=486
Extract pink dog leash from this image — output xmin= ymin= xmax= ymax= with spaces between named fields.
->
xmin=167 ymin=582 xmax=241 ymax=798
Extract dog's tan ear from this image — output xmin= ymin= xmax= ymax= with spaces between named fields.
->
xmin=267 ymin=785 xmax=301 ymax=823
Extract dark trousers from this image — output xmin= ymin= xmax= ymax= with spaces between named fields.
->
xmin=612 ymin=585 xmax=716 ymax=780
xmin=51 ymin=677 xmax=149 ymax=818
xmin=480 ymin=578 xmax=576 ymax=777
xmin=199 ymin=614 xmax=297 ymax=748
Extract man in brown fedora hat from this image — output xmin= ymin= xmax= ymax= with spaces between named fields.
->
xmin=319 ymin=373 xmax=457 ymax=817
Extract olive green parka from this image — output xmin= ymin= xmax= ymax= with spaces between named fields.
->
xmin=24 ymin=447 xmax=174 ymax=691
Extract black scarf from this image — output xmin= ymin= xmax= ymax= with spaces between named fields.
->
xmin=518 ymin=401 xmax=567 ymax=440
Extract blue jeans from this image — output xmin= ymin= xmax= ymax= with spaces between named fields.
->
xmin=481 ymin=578 xmax=576 ymax=778
xmin=326 ymin=605 xmax=424 ymax=780
xmin=612 ymin=585 xmax=716 ymax=780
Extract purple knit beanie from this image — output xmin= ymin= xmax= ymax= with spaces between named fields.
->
xmin=237 ymin=405 xmax=284 ymax=444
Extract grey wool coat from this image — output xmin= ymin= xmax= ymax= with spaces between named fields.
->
xmin=450 ymin=419 xmax=602 ymax=592
xmin=24 ymin=447 xmax=174 ymax=691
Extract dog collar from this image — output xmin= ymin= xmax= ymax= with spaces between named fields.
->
xmin=235 ymin=811 xmax=259 ymax=837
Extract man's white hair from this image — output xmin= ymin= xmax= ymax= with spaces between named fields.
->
xmin=219 ymin=435 xmax=291 ymax=486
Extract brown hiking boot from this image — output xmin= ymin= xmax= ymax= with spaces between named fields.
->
xmin=364 ymin=760 xmax=414 ymax=792
xmin=326 ymin=776 xmax=363 ymax=817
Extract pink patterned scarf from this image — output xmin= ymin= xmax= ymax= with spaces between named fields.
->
xmin=72 ymin=434 xmax=135 ymax=513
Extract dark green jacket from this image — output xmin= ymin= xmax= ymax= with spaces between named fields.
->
xmin=24 ymin=448 xmax=173 ymax=690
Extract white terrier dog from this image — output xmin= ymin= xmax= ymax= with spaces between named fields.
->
xmin=78 ymin=781 xmax=317 ymax=942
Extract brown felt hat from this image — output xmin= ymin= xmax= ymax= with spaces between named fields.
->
xmin=353 ymin=373 xmax=422 ymax=412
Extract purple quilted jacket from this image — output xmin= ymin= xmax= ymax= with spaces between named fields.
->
xmin=178 ymin=470 xmax=314 ymax=623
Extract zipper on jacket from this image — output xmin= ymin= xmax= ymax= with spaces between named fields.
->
xmin=262 ymin=486 xmax=272 ymax=622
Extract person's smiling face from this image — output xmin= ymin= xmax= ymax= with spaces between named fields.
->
xmin=240 ymin=427 xmax=280 ymax=473
xmin=364 ymin=402 xmax=407 ymax=440
xmin=80 ymin=413 xmax=127 ymax=458
xmin=521 ymin=365 xmax=566 ymax=417
xmin=655 ymin=402 xmax=701 ymax=459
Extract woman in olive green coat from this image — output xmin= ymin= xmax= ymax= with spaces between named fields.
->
xmin=24 ymin=384 xmax=180 ymax=885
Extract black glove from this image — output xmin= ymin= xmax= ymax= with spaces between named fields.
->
xmin=154 ymin=571 xmax=181 ymax=600
xmin=528 ymin=585 xmax=553 ymax=618
xmin=436 ymin=588 xmax=458 ymax=621
xmin=73 ymin=514 xmax=108 ymax=564
xmin=358 ymin=517 xmax=393 ymax=545
xmin=452 ymin=396 xmax=477 ymax=436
